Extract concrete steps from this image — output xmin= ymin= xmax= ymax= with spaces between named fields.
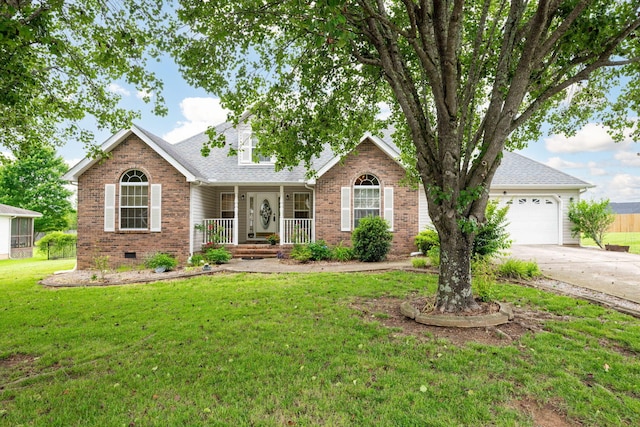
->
xmin=226 ymin=244 xmax=292 ymax=259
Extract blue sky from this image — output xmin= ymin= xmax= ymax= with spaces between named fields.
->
xmin=55 ymin=56 xmax=639 ymax=203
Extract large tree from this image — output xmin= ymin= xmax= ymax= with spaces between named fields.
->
xmin=171 ymin=0 xmax=640 ymax=312
xmin=0 ymin=0 xmax=168 ymax=154
xmin=0 ymin=146 xmax=73 ymax=233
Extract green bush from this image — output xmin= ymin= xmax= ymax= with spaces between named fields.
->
xmin=426 ymin=246 xmax=440 ymax=266
xmin=352 ymin=216 xmax=393 ymax=262
xmin=472 ymin=200 xmax=512 ymax=259
xmin=204 ymin=247 xmax=232 ymax=264
xmin=568 ymin=198 xmax=615 ymax=249
xmin=498 ymin=258 xmax=541 ymax=280
xmin=189 ymin=253 xmax=205 ymax=266
xmin=290 ymin=243 xmax=312 ymax=263
xmin=308 ymin=240 xmax=331 ymax=261
xmin=35 ymin=231 xmax=77 ymax=258
xmin=472 ymin=257 xmax=497 ymax=302
xmin=331 ymin=242 xmax=355 ymax=262
xmin=414 ymin=229 xmax=439 ymax=254
xmin=145 ymin=252 xmax=178 ymax=271
xmin=411 ymin=257 xmax=428 ymax=268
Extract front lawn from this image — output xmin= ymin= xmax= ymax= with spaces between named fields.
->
xmin=1 ymin=258 xmax=639 ymax=426
xmin=581 ymin=232 xmax=640 ymax=254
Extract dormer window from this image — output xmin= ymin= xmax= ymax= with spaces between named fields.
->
xmin=238 ymin=131 xmax=274 ymax=165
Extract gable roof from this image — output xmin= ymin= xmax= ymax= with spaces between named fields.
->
xmin=173 ymin=123 xmax=312 ymax=184
xmin=64 ymin=123 xmax=592 ymax=191
xmin=0 ymin=203 xmax=42 ymax=218
xmin=63 ymin=125 xmax=204 ymax=183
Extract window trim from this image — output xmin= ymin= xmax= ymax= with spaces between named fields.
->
xmin=119 ymin=169 xmax=149 ymax=231
xmin=353 ymin=173 xmax=381 ymax=228
xmin=220 ymin=192 xmax=235 ymax=219
xmin=293 ymin=192 xmax=311 ymax=219
xmin=238 ymin=131 xmax=275 ymax=165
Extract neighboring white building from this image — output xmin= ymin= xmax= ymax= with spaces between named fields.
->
xmin=0 ymin=203 xmax=42 ymax=259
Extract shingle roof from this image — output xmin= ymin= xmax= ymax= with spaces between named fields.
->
xmin=171 ymin=125 xmax=590 ymax=189
xmin=0 ymin=203 xmax=42 ymax=217
xmin=491 ymin=151 xmax=591 ymax=189
xmin=610 ymin=202 xmax=640 ymax=214
xmin=173 ymin=123 xmax=315 ymax=183
xmin=66 ymin=121 xmax=591 ymax=191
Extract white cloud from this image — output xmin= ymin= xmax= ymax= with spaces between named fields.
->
xmin=163 ymin=97 xmax=230 ymax=143
xmin=589 ymin=167 xmax=607 ymax=177
xmin=376 ymin=102 xmax=391 ymax=120
xmin=603 ymin=174 xmax=640 ymax=201
xmin=108 ymin=83 xmax=130 ymax=96
xmin=544 ymin=123 xmax=631 ymax=153
xmin=614 ymin=150 xmax=640 ymax=167
xmin=136 ymin=89 xmax=154 ymax=101
xmin=545 ymin=157 xmax=583 ymax=169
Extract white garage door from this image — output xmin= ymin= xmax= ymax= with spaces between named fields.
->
xmin=497 ymin=197 xmax=559 ymax=244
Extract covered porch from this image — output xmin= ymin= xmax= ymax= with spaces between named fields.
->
xmin=192 ymin=184 xmax=315 ymax=250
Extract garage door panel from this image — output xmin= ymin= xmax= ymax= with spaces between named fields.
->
xmin=497 ymin=197 xmax=559 ymax=245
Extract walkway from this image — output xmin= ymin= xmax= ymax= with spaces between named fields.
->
xmin=508 ymin=245 xmax=640 ymax=305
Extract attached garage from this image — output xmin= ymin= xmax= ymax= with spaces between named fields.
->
xmin=495 ymin=196 xmax=560 ymax=244
xmin=419 ymin=151 xmax=592 ymax=246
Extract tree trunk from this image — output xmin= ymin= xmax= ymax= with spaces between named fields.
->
xmin=433 ymin=216 xmax=480 ymax=313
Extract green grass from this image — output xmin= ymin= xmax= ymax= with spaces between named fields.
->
xmin=1 ymin=258 xmax=640 ymax=426
xmin=581 ymin=232 xmax=640 ymax=254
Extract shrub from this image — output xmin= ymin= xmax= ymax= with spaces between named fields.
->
xmin=414 ymin=229 xmax=439 ymax=254
xmin=498 ymin=258 xmax=541 ymax=280
xmin=205 ymin=247 xmax=232 ymax=264
xmin=290 ymin=243 xmax=312 ymax=263
xmin=35 ymin=231 xmax=77 ymax=258
xmin=189 ymin=253 xmax=205 ymax=266
xmin=427 ymin=246 xmax=440 ymax=266
xmin=472 ymin=257 xmax=497 ymax=302
xmin=145 ymin=252 xmax=178 ymax=271
xmin=352 ymin=216 xmax=393 ymax=262
xmin=411 ymin=257 xmax=428 ymax=268
xmin=202 ymin=242 xmax=218 ymax=252
xmin=472 ymin=200 xmax=512 ymax=259
xmin=331 ymin=241 xmax=355 ymax=262
xmin=568 ymin=198 xmax=615 ymax=249
xmin=308 ymin=240 xmax=331 ymax=261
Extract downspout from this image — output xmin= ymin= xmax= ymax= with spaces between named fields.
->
xmin=190 ymin=180 xmax=203 ymax=255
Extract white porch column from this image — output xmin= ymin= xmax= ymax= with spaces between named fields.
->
xmin=279 ymin=185 xmax=284 ymax=246
xmin=233 ymin=185 xmax=239 ymax=245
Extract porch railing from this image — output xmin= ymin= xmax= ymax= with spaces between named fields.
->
xmin=282 ymin=219 xmax=314 ymax=244
xmin=202 ymin=218 xmax=235 ymax=245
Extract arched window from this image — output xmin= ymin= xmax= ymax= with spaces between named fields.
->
xmin=120 ymin=170 xmax=149 ymax=229
xmin=353 ymin=173 xmax=380 ymax=227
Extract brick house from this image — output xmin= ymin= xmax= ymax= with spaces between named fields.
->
xmin=64 ymin=123 xmax=591 ymax=269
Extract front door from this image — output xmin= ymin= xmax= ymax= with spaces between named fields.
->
xmin=247 ymin=193 xmax=279 ymax=239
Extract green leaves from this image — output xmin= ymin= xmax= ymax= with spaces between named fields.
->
xmin=0 ymin=145 xmax=74 ymax=233
xmin=0 ymin=0 xmax=170 ymax=153
xmin=568 ymin=198 xmax=616 ymax=249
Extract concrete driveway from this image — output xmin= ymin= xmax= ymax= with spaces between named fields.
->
xmin=508 ymin=245 xmax=640 ymax=304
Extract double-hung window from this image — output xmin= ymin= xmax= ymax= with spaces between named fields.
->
xmin=120 ymin=170 xmax=149 ymax=230
xmin=293 ymin=193 xmax=310 ymax=219
xmin=353 ymin=174 xmax=380 ymax=228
